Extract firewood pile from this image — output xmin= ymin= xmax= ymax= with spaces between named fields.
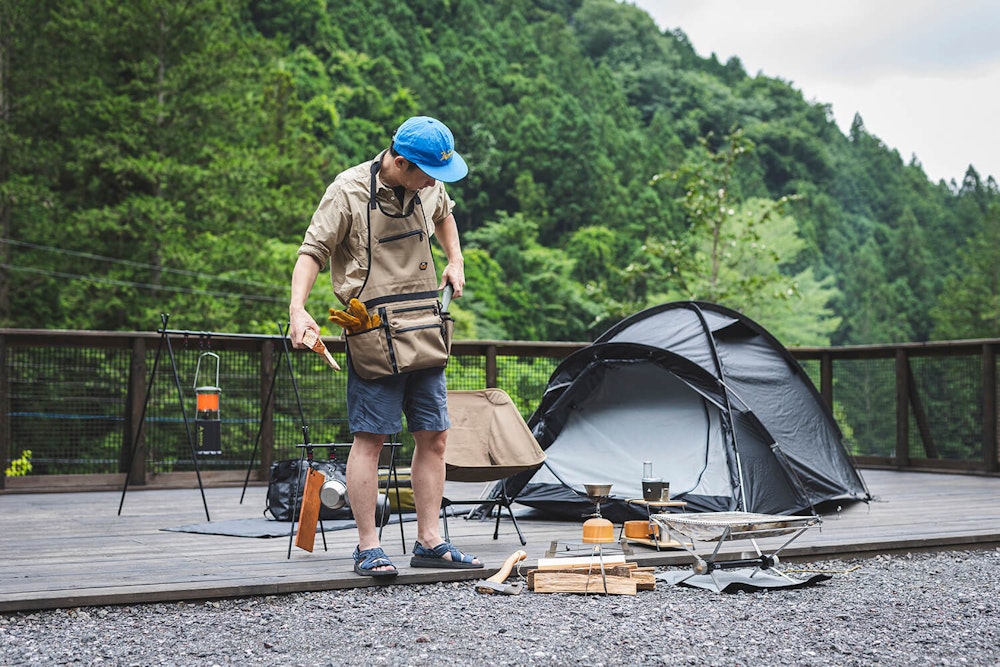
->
xmin=525 ymin=555 xmax=656 ymax=595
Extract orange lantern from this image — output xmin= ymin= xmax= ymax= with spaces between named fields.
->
xmin=193 ymin=352 xmax=222 ymax=456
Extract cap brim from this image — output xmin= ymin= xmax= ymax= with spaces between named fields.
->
xmin=414 ymin=152 xmax=468 ymax=183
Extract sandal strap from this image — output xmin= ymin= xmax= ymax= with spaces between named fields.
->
xmin=414 ymin=541 xmax=477 ymax=564
xmin=354 ymin=546 xmax=396 ymax=570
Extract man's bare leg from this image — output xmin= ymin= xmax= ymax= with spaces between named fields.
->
xmin=410 ymin=429 xmax=480 ymax=564
xmin=346 ymin=431 xmax=394 ymax=572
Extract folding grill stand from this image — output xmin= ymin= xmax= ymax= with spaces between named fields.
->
xmin=651 ymin=512 xmax=821 ymax=591
xmin=118 ymin=313 xmax=212 ymax=521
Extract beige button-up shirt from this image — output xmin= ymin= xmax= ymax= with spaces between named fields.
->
xmin=298 ymin=157 xmax=456 ymax=306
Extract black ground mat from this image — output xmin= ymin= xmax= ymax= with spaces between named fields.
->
xmin=163 ymin=513 xmax=418 ymax=538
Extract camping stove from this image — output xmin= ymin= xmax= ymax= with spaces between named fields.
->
xmin=581 ymin=483 xmax=616 ymax=543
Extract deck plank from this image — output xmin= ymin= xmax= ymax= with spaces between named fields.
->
xmin=1 ymin=469 xmax=999 ymax=612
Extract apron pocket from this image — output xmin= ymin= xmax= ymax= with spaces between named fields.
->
xmin=346 ymin=326 xmax=394 ymax=380
xmin=346 ymin=298 xmax=452 ymax=380
xmin=385 ymin=299 xmax=450 ymax=374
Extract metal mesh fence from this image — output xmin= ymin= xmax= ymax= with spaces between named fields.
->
xmin=833 ymin=357 xmax=897 ymax=458
xmin=138 ymin=346 xmax=562 ymax=470
xmin=144 ymin=344 xmax=278 ymax=472
xmin=907 ymin=355 xmax=982 ymax=461
xmin=6 ymin=346 xmax=130 ymax=474
xmin=3 ymin=333 xmax=997 ymax=479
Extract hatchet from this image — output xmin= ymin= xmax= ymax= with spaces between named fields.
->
xmin=475 ymin=549 xmax=527 ymax=595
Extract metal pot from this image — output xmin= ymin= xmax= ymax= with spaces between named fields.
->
xmin=319 ymin=477 xmax=348 ymax=510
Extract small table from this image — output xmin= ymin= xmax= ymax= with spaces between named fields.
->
xmin=620 ymin=499 xmax=688 ymax=550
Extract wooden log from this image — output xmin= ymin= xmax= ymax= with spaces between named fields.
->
xmin=631 ymin=571 xmax=657 ymax=591
xmin=526 ymin=563 xmax=654 ymax=591
xmin=526 ymin=565 xmax=633 ymax=589
xmin=536 ymin=554 xmax=627 ymax=570
xmin=532 ymin=571 xmax=637 ymax=595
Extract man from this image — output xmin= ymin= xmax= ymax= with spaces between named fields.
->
xmin=289 ymin=116 xmax=482 ymax=578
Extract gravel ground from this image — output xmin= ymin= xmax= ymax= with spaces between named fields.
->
xmin=2 ymin=548 xmax=999 ymax=667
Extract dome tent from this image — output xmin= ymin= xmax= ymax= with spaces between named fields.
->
xmin=492 ymin=301 xmax=870 ymax=523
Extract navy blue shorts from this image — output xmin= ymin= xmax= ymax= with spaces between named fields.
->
xmin=346 ymin=361 xmax=450 ymax=435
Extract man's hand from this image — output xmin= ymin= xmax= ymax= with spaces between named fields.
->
xmin=289 ymin=307 xmax=320 ymax=349
xmin=289 ymin=254 xmax=323 ymax=348
xmin=439 ymin=262 xmax=465 ymax=299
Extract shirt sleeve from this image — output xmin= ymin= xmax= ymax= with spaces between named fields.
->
xmin=428 ymin=183 xmax=456 ymax=225
xmin=297 ymin=182 xmax=351 ymax=268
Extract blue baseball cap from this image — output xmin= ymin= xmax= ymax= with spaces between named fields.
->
xmin=392 ymin=116 xmax=468 ymax=182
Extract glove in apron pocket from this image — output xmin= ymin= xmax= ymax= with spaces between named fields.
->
xmin=346 ymin=298 xmax=451 ymax=380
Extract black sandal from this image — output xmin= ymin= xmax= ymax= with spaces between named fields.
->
xmin=409 ymin=541 xmax=483 ymax=569
xmin=353 ymin=545 xmax=398 ymax=578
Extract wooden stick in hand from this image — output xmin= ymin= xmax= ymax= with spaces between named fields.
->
xmin=301 ymin=329 xmax=341 ymax=371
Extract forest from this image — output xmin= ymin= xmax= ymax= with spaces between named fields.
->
xmin=3 ymin=0 xmax=999 ymax=347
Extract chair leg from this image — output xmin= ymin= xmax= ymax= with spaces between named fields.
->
xmin=498 ymin=479 xmax=526 ymax=545
xmin=376 ymin=441 xmax=407 ymax=553
xmin=493 ymin=502 xmax=502 ymax=540
xmin=441 ymin=499 xmax=452 ymax=543
xmin=504 ymin=501 xmax=527 ymax=546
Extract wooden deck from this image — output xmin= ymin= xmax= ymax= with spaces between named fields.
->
xmin=2 ymin=469 xmax=999 ymax=613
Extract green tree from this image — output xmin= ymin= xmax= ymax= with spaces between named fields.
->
xmin=466 ymin=213 xmax=601 ymax=340
xmin=650 ymin=129 xmax=840 ymax=344
xmin=930 ymin=208 xmax=1000 ymax=339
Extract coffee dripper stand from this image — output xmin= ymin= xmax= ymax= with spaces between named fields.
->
xmin=544 ymin=483 xmax=633 ymax=594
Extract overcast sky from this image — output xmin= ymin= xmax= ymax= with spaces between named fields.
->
xmin=629 ymin=0 xmax=1000 ymax=185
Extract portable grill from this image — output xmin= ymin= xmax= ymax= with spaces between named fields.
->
xmin=652 ymin=511 xmax=822 ymax=592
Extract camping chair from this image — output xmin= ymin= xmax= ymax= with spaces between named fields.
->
xmin=441 ymin=389 xmax=546 ymax=546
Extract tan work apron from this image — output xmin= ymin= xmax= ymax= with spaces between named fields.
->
xmin=344 ymin=153 xmax=453 ymax=379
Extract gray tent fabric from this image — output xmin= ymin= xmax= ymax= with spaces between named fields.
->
xmin=493 ymin=301 xmax=870 ymax=523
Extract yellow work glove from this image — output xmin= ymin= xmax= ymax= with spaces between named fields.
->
xmin=328 ymin=309 xmax=362 ymax=334
xmin=347 ymin=299 xmax=381 ymax=329
xmin=329 ymin=299 xmax=381 ymax=334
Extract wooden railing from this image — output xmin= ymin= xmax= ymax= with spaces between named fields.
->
xmin=794 ymin=339 xmax=998 ymax=474
xmin=1 ymin=329 xmax=998 ymax=492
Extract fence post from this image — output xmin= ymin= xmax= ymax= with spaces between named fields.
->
xmin=984 ymin=343 xmax=998 ymax=473
xmin=123 ymin=336 xmax=148 ymax=485
xmin=259 ymin=339 xmax=275 ymax=478
xmin=820 ymin=351 xmax=833 ymax=410
xmin=895 ymin=348 xmax=910 ymax=468
xmin=486 ymin=344 xmax=498 ymax=388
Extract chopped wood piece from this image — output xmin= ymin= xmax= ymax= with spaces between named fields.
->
xmin=536 ymin=554 xmax=627 ymax=570
xmin=532 ymin=571 xmax=637 ymax=595
xmin=631 ymin=571 xmax=657 ymax=591
xmin=526 ymin=563 xmax=655 ymax=592
xmin=301 ymin=329 xmax=341 ymax=371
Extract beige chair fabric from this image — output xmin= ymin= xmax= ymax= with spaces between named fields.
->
xmin=445 ymin=389 xmax=545 ymax=482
